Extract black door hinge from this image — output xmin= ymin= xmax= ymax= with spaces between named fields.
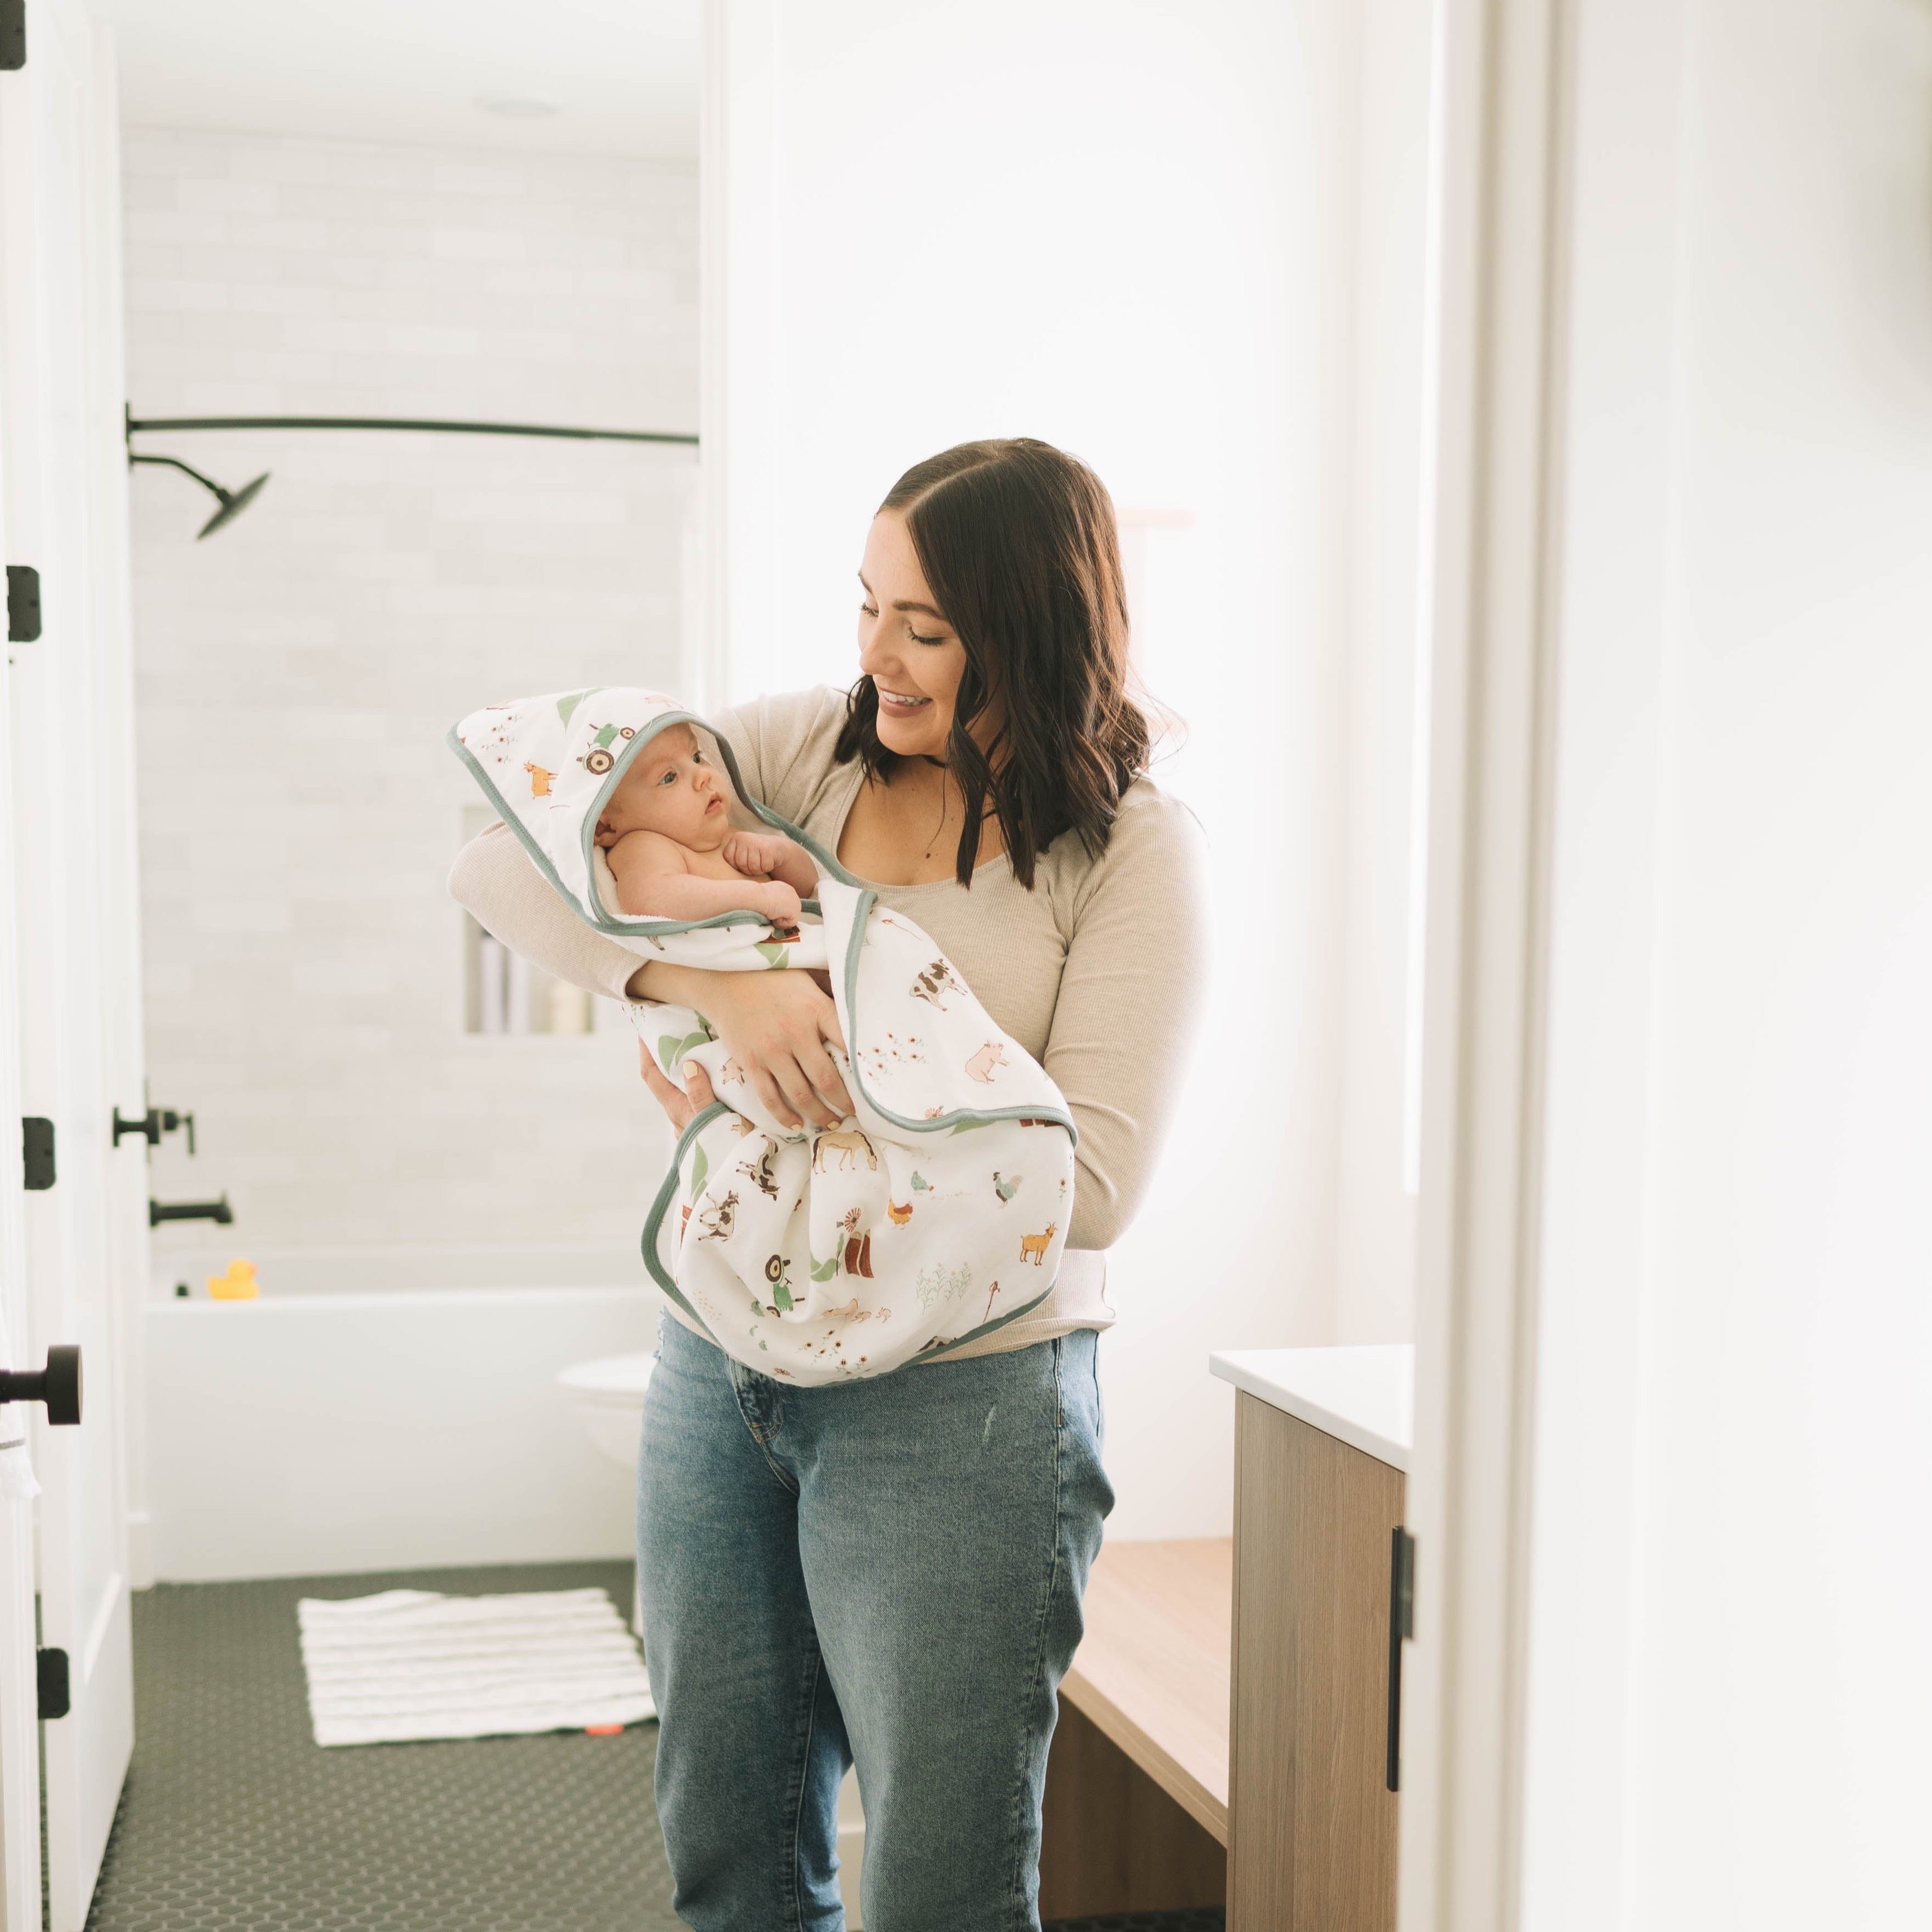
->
xmin=1387 ymin=1525 xmax=1415 ymax=1793
xmin=7 ymin=565 xmax=40 ymax=642
xmin=37 ymin=1649 xmax=69 ymax=1721
xmin=22 ymin=1117 xmax=55 ymax=1191
xmin=0 ymin=2 xmax=24 ymax=73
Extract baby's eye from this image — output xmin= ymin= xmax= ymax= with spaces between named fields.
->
xmin=658 ymin=768 xmax=678 ymax=785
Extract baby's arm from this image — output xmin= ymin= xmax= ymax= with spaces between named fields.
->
xmin=606 ymin=830 xmax=798 ymax=923
xmin=721 ymin=829 xmax=820 ymax=898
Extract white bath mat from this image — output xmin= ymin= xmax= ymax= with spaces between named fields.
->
xmin=296 ymin=1586 xmax=655 ymax=1748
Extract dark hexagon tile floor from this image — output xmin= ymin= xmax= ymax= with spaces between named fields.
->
xmin=86 ymin=1560 xmax=677 ymax=1932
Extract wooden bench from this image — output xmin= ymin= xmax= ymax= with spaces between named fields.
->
xmin=1038 ymin=1538 xmax=1233 ymax=1919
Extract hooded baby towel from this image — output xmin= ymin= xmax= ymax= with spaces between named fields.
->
xmin=450 ymin=687 xmax=1077 ymax=1384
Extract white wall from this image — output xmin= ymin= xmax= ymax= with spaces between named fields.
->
xmin=123 ymin=128 xmax=697 ymax=1257
xmin=1522 ymin=2 xmax=1932 ymax=1926
xmin=711 ymin=0 xmax=1433 ymax=1536
xmin=1334 ymin=0 xmax=1434 ymax=1343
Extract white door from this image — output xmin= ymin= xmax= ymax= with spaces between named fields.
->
xmin=0 ymin=496 xmax=46 ymax=1932
xmin=0 ymin=5 xmax=145 ymax=1927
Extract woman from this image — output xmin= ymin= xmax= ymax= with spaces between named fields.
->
xmin=450 ymin=439 xmax=1206 ymax=1930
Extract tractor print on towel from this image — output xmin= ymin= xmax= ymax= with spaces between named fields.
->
xmin=909 ymin=958 xmax=965 ymax=1010
xmin=814 ymin=1129 xmax=878 ymax=1174
xmin=579 ymin=720 xmax=637 ymax=776
xmin=1019 ymin=1223 xmax=1057 ymax=1266
xmin=839 ymin=1207 xmax=874 ymax=1279
xmin=696 ymin=1191 xmax=740 ymax=1243
xmin=965 ymin=1041 xmax=1008 ymax=1083
xmin=763 ymin=1253 xmax=796 ymax=1313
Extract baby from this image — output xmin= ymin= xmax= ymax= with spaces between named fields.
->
xmin=594 ymin=721 xmax=820 ymax=926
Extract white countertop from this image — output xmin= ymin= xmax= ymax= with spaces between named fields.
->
xmin=1209 ymin=1345 xmax=1415 ymax=1471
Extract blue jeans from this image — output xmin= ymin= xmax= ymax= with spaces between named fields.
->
xmin=636 ymin=1313 xmax=1112 ymax=1932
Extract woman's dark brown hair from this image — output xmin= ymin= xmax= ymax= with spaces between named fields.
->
xmin=834 ymin=437 xmax=1151 ymax=889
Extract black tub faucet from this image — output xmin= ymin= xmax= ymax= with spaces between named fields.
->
xmin=149 ymin=1194 xmax=232 ymax=1228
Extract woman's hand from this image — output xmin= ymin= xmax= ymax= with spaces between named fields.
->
xmin=638 ymin=1046 xmax=716 ymax=1132
xmin=634 ymin=966 xmax=852 ymax=1131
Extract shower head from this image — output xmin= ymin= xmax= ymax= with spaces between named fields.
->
xmin=195 ymin=471 xmax=270 ymax=540
xmin=127 ymin=449 xmax=271 ymax=540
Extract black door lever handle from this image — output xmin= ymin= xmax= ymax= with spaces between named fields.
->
xmin=114 ymin=1107 xmax=196 ymax=1154
xmin=0 ymin=1346 xmax=82 ymax=1426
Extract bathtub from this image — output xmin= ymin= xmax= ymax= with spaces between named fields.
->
xmin=143 ymin=1245 xmax=656 ymax=1582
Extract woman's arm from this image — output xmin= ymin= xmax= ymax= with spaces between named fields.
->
xmin=1045 ymin=790 xmax=1210 ymax=1252
xmin=449 ymin=822 xmax=850 ymax=1126
xmin=448 ymin=823 xmax=648 ymax=1001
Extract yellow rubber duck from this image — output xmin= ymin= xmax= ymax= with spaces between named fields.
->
xmin=207 ymin=1258 xmax=259 ymax=1301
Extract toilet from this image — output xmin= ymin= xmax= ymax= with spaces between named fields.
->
xmin=558 ymin=1350 xmax=654 ymax=1635
xmin=557 ymin=1350 xmax=655 ymax=1470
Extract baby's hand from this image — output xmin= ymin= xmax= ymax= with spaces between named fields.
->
xmin=756 ymin=881 xmax=803 ymax=926
xmin=723 ymin=829 xmax=788 ymax=878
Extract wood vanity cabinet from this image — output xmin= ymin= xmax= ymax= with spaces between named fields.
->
xmin=1039 ymin=1348 xmax=1412 ymax=1932
xmin=1217 ymin=1347 xmax=1413 ymax=1932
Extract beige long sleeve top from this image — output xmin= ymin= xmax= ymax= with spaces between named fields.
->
xmin=447 ymin=685 xmax=1208 ymax=1359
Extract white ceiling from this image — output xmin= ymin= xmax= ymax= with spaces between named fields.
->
xmin=94 ymin=0 xmax=700 ymax=158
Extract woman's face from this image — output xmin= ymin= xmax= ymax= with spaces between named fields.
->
xmin=856 ymin=511 xmax=968 ymax=761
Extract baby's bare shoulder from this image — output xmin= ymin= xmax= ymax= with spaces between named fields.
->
xmin=605 ymin=828 xmax=690 ymax=875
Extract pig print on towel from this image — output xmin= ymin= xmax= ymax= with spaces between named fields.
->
xmin=965 ymin=1041 xmax=1008 ymax=1084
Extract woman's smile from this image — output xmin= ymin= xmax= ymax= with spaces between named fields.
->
xmin=875 ymin=687 xmax=933 ymax=714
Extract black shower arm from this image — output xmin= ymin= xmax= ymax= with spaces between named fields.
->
xmin=127 ymin=450 xmax=231 ymax=495
xmin=124 ymin=410 xmax=698 ymax=448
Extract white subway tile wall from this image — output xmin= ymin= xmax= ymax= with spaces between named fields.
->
xmin=126 ymin=128 xmax=694 ymax=1257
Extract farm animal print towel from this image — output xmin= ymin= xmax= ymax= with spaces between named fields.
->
xmin=450 ymin=687 xmax=1077 ymax=1386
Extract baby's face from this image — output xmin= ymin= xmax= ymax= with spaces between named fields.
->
xmin=601 ymin=724 xmax=730 ymax=850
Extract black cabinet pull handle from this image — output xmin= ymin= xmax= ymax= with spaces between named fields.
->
xmin=0 ymin=1346 xmax=82 ymax=1426
xmin=1387 ymin=1525 xmax=1415 ymax=1792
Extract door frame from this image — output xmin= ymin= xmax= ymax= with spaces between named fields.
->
xmin=1398 ymin=0 xmax=1578 ymax=1925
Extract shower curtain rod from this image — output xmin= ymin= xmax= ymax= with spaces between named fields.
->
xmin=124 ymin=410 xmax=698 ymax=447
